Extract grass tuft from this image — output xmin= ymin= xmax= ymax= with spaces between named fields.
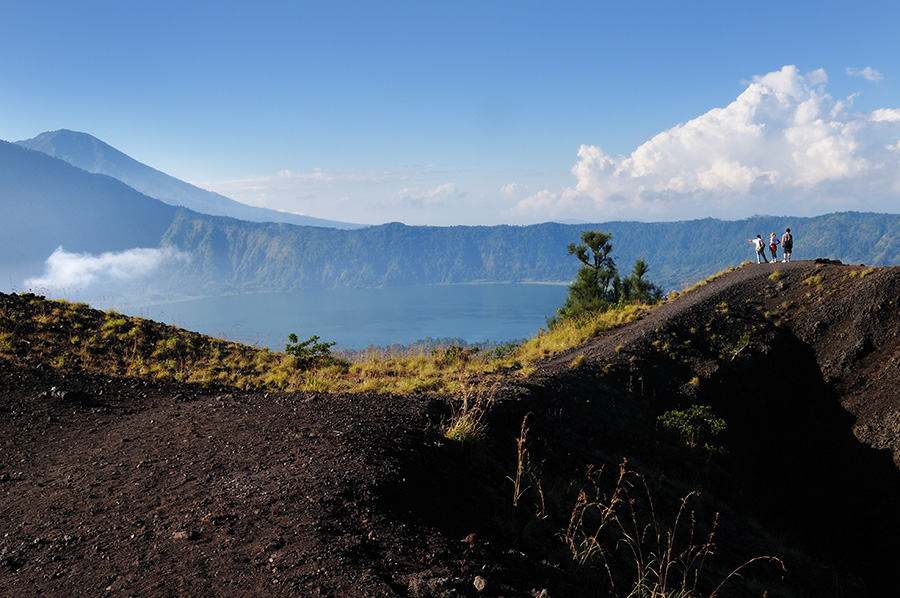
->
xmin=442 ymin=382 xmax=496 ymax=444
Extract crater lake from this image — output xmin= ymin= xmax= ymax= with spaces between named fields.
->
xmin=121 ymin=283 xmax=569 ymax=351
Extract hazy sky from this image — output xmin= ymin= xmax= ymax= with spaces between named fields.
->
xmin=2 ymin=1 xmax=899 ymax=226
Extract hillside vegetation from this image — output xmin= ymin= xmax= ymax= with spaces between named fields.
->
xmin=4 ymin=259 xmax=900 ymax=596
xmin=0 ymin=291 xmax=647 ymax=397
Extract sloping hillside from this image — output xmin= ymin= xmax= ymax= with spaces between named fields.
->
xmin=503 ymin=259 xmax=900 ymax=594
xmin=2 ymin=259 xmax=900 ymax=596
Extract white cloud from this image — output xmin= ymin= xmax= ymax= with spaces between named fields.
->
xmin=847 ymin=66 xmax=884 ymax=82
xmin=197 ymin=168 xmax=401 ymax=211
xmin=26 ymin=246 xmax=189 ymax=290
xmin=514 ymin=65 xmax=900 ymax=222
xmin=871 ymin=108 xmax=900 ymax=123
xmin=395 ymin=183 xmax=458 ymax=207
xmin=501 ymin=182 xmax=518 ymax=196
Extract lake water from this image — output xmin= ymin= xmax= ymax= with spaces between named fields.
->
xmin=121 ymin=283 xmax=569 ymax=351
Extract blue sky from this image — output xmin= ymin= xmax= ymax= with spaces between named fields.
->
xmin=2 ymin=1 xmax=899 ymax=226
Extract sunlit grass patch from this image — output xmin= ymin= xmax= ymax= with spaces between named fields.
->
xmin=569 ymin=354 xmax=587 ymax=369
xmin=514 ymin=303 xmax=647 ymax=363
xmin=803 ymin=274 xmax=823 ymax=287
xmin=670 ymin=265 xmax=737 ymax=298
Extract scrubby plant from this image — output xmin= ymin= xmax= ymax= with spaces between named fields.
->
xmin=490 ymin=342 xmax=520 ymax=359
xmin=619 ymin=258 xmax=665 ymax=306
xmin=442 ymin=389 xmax=490 ymax=444
xmin=727 ymin=333 xmax=751 ymax=361
xmin=0 ymin=332 xmax=12 ymax=352
xmin=431 ymin=344 xmax=480 ymax=367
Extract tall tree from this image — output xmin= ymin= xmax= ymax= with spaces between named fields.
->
xmin=557 ymin=230 xmax=620 ymax=319
xmin=556 ymin=231 xmax=663 ymax=322
xmin=621 ymin=258 xmax=663 ymax=304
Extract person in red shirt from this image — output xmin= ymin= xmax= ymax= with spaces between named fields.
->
xmin=769 ymin=232 xmax=780 ymax=262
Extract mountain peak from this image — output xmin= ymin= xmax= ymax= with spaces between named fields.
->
xmin=18 ymin=129 xmax=136 ymax=177
xmin=16 ymin=131 xmax=362 ymax=229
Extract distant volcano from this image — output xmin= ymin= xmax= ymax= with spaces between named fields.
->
xmin=17 ymin=129 xmax=362 ymax=229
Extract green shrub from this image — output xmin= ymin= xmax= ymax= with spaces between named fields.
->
xmin=659 ymin=405 xmax=726 ymax=451
xmin=285 ymin=333 xmax=339 ymax=369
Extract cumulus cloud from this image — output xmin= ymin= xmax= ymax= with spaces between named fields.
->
xmin=27 ymin=246 xmax=189 ymax=290
xmin=847 ymin=66 xmax=884 ymax=82
xmin=513 ymin=65 xmax=900 ymax=222
xmin=501 ymin=182 xmax=518 ymax=196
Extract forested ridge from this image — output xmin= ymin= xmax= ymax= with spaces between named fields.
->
xmin=156 ymin=210 xmax=900 ymax=299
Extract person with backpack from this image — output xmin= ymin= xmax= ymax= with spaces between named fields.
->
xmin=781 ymin=228 xmax=793 ymax=262
xmin=747 ymin=234 xmax=768 ymax=263
xmin=769 ymin=232 xmax=780 ymax=262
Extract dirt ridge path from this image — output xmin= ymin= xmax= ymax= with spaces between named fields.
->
xmin=537 ymin=260 xmax=820 ymax=375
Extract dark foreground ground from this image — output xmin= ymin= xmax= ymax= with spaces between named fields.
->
xmin=4 ymin=259 xmax=900 ymax=597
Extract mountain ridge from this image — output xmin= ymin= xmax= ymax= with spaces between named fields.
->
xmin=4 ymin=136 xmax=900 ymax=303
xmin=16 ymin=129 xmax=363 ymax=230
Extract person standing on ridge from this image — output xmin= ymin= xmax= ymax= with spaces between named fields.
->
xmin=747 ymin=235 xmax=768 ymax=263
xmin=781 ymin=228 xmax=793 ymax=262
xmin=769 ymin=232 xmax=780 ymax=262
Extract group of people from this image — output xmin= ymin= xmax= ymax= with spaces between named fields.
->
xmin=747 ymin=228 xmax=793 ymax=263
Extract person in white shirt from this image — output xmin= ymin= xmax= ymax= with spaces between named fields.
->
xmin=746 ymin=235 xmax=768 ymax=263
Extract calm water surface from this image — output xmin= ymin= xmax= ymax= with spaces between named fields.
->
xmin=123 ymin=283 xmax=568 ymax=350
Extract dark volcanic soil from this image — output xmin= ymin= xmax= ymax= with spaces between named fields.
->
xmin=0 ymin=367 xmax=439 ymax=596
xmin=3 ymin=259 xmax=900 ymax=597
